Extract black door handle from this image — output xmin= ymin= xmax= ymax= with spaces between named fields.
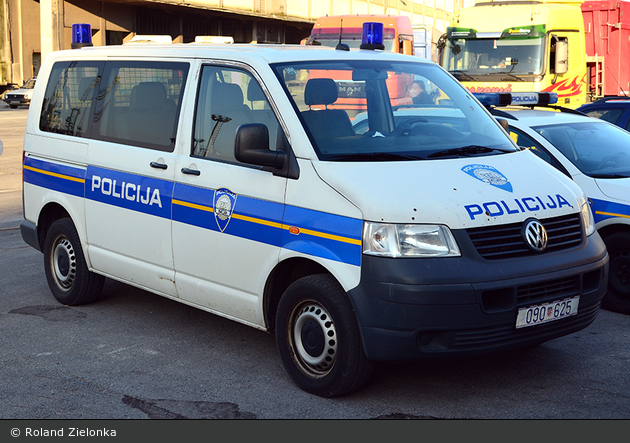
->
xmin=150 ymin=162 xmax=168 ymax=170
xmin=181 ymin=168 xmax=201 ymax=176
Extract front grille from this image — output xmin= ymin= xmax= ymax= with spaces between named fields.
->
xmin=452 ymin=301 xmax=600 ymax=350
xmin=516 ymin=276 xmax=579 ymax=306
xmin=467 ymin=213 xmax=583 ymax=260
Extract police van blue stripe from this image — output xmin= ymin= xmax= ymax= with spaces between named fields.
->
xmin=25 ymin=159 xmax=362 ymax=267
xmin=86 ymin=166 xmax=173 ymax=219
xmin=23 ymin=156 xmax=85 ymax=198
xmin=590 ymin=197 xmax=630 ymax=224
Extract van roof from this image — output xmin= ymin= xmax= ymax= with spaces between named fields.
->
xmin=44 ymin=43 xmax=424 ymax=65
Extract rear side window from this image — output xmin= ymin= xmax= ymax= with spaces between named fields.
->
xmin=39 ymin=61 xmax=103 ymax=137
xmin=94 ymin=61 xmax=189 ymax=152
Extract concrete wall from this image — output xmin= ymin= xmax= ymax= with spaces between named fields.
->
xmin=3 ymin=0 xmax=467 ymax=84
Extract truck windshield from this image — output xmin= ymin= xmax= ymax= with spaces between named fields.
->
xmin=441 ymin=37 xmax=545 ymax=78
xmin=271 ymin=60 xmax=518 ymax=161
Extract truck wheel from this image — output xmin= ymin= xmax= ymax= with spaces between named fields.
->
xmin=603 ymin=232 xmax=630 ymax=315
xmin=43 ymin=218 xmax=104 ymax=306
xmin=275 ymin=274 xmax=373 ymax=397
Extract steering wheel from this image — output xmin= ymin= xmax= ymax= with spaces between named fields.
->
xmin=596 ymin=152 xmax=629 ymax=170
xmin=392 ymin=117 xmax=429 ymax=136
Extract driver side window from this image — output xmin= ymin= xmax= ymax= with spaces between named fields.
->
xmin=192 ymin=66 xmax=280 ymax=164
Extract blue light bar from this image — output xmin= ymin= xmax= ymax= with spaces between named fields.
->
xmin=360 ymin=22 xmax=385 ymax=50
xmin=473 ymin=92 xmax=558 ymax=107
xmin=71 ymin=23 xmax=93 ymax=49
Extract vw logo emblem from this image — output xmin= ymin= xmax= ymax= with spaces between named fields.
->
xmin=522 ymin=219 xmax=548 ymax=252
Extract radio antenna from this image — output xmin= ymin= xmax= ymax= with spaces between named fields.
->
xmin=336 ymin=18 xmax=350 ymax=51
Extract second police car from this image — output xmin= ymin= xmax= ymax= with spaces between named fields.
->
xmin=20 ymin=24 xmax=608 ymax=397
xmin=476 ymin=91 xmax=630 ymax=315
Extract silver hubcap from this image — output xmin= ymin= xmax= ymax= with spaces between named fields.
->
xmin=290 ymin=301 xmax=338 ymax=378
xmin=51 ymin=235 xmax=77 ymax=291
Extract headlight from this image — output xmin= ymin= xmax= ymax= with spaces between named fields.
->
xmin=363 ymin=222 xmax=461 ymax=257
xmin=581 ymin=199 xmax=595 ymax=237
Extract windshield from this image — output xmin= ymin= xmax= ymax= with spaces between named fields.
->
xmin=23 ymin=79 xmax=36 ymax=89
xmin=533 ymin=121 xmax=630 ymax=177
xmin=271 ymin=60 xmax=517 ymax=161
xmin=441 ymin=37 xmax=544 ymax=79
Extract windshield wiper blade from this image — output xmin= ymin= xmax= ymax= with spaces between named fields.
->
xmin=450 ymin=70 xmax=478 ymax=82
xmin=324 ymin=152 xmax=426 ymax=161
xmin=589 ymin=173 xmax=630 ymax=178
xmin=496 ymin=71 xmax=526 ymax=82
xmin=428 ymin=145 xmax=513 ymax=159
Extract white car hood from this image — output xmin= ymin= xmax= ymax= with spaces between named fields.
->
xmin=312 ymin=150 xmax=584 ymax=228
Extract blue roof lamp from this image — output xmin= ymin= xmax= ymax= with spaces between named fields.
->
xmin=360 ymin=22 xmax=385 ymax=51
xmin=71 ymin=23 xmax=93 ymax=49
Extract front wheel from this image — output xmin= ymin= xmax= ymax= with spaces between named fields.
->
xmin=275 ymin=274 xmax=373 ymax=397
xmin=603 ymin=232 xmax=630 ymax=315
xmin=43 ymin=218 xmax=104 ymax=305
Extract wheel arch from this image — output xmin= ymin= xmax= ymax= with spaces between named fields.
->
xmin=597 ymin=220 xmax=630 ymax=241
xmin=36 ymin=202 xmax=71 ymax=251
xmin=263 ymin=257 xmax=331 ymax=333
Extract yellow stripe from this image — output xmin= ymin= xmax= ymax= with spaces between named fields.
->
xmin=172 ymin=199 xmax=360 ymax=245
xmin=23 ymin=165 xmax=85 ymax=183
xmin=595 ymin=211 xmax=630 ymax=220
xmin=287 ymin=226 xmax=362 ymax=246
xmin=172 ymin=199 xmax=214 ymax=213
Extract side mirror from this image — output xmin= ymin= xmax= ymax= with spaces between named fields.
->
xmin=554 ymin=40 xmax=568 ymax=75
xmin=235 ymin=123 xmax=286 ymax=169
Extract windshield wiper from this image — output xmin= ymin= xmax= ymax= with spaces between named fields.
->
xmin=496 ymin=71 xmax=526 ymax=82
xmin=589 ymin=173 xmax=630 ymax=179
xmin=324 ymin=152 xmax=427 ymax=161
xmin=428 ymin=145 xmax=514 ymax=159
xmin=450 ymin=70 xmax=478 ymax=82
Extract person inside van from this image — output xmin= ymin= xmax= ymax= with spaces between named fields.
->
xmin=409 ymin=80 xmax=434 ymax=104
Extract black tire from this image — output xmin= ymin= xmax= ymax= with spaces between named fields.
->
xmin=275 ymin=274 xmax=373 ymax=397
xmin=43 ymin=218 xmax=104 ymax=306
xmin=603 ymin=232 xmax=630 ymax=315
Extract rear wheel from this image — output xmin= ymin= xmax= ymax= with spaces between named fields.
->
xmin=603 ymin=232 xmax=630 ymax=314
xmin=43 ymin=218 xmax=104 ymax=305
xmin=276 ymin=274 xmax=373 ymax=397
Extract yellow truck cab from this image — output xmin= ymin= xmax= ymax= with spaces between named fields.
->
xmin=439 ymin=0 xmax=588 ymax=107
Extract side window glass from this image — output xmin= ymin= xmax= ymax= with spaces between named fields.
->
xmin=585 ymin=108 xmax=623 ymax=125
xmin=192 ymin=66 xmax=281 ymax=164
xmin=39 ymin=61 xmax=102 ymax=137
xmin=510 ymin=126 xmax=571 ymax=177
xmin=95 ymin=61 xmax=189 ymax=152
xmin=509 ymin=127 xmax=553 ymax=163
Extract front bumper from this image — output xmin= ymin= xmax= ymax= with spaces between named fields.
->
xmin=348 ymin=231 xmax=609 ymax=361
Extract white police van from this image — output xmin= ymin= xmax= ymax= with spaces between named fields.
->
xmin=21 ymin=24 xmax=608 ymax=397
xmin=476 ymin=91 xmax=630 ymax=315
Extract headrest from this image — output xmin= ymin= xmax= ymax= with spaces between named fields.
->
xmin=247 ymin=83 xmax=266 ymax=102
xmin=78 ymin=77 xmax=96 ymax=101
xmin=130 ymin=82 xmax=167 ymax=111
xmin=211 ymin=83 xmax=245 ymax=111
xmin=304 ymin=78 xmax=338 ymax=106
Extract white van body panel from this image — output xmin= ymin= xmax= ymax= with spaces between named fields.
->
xmin=85 ymin=139 xmax=178 ymax=296
xmin=313 ymin=150 xmax=585 ymax=226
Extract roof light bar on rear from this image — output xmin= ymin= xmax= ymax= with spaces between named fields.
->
xmin=473 ymin=92 xmax=558 ymax=107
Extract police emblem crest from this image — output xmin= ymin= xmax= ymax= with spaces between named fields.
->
xmin=461 ymin=164 xmax=513 ymax=193
xmin=213 ymin=188 xmax=237 ymax=232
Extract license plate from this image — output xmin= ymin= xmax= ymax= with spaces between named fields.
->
xmin=516 ymin=296 xmax=579 ymax=329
